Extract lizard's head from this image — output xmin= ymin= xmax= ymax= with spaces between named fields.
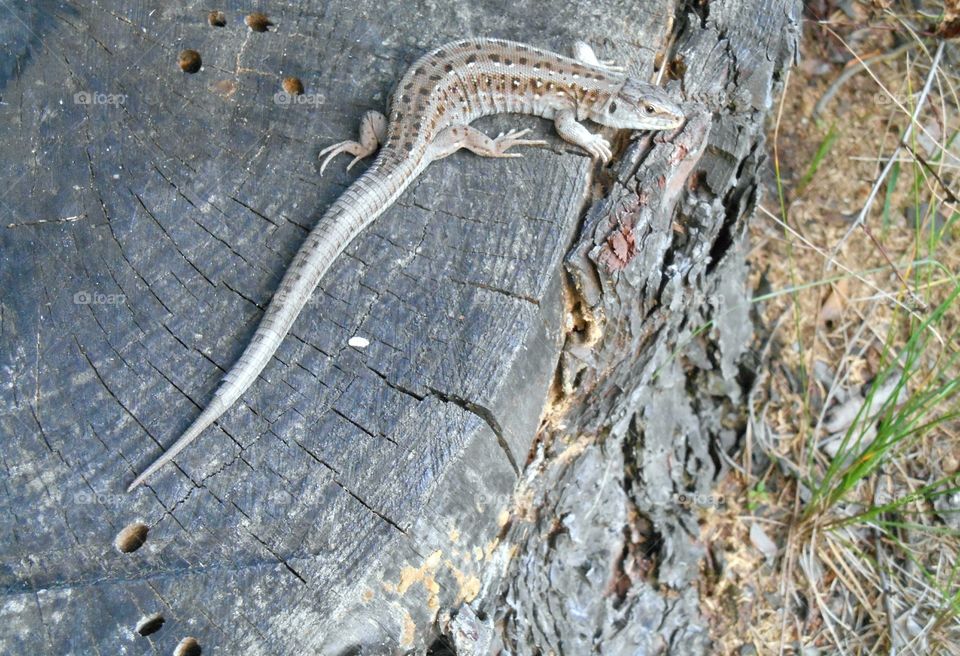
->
xmin=592 ymin=78 xmax=684 ymax=131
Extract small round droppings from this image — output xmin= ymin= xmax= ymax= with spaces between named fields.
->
xmin=115 ymin=521 xmax=149 ymax=553
xmin=207 ymin=11 xmax=226 ymax=27
xmin=135 ymin=613 xmax=165 ymax=637
xmin=178 ymin=50 xmax=202 ymax=74
xmin=174 ymin=637 xmax=202 ymax=656
xmin=282 ymin=77 xmax=304 ymax=96
xmin=245 ymin=12 xmax=273 ymax=32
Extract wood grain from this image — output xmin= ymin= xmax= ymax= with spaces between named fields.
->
xmin=0 ymin=0 xmax=685 ymax=653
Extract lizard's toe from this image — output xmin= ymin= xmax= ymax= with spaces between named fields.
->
xmin=506 ymin=139 xmax=548 ymax=151
xmin=506 ymin=128 xmax=532 ymax=139
xmin=319 ymin=140 xmax=349 ymax=158
xmin=585 ymin=135 xmax=612 ymax=163
xmin=318 ymin=140 xmax=367 ymax=176
xmin=599 ymin=60 xmax=626 ymax=72
xmin=318 ymin=149 xmax=342 ymax=176
xmin=492 ymin=128 xmax=545 ymax=156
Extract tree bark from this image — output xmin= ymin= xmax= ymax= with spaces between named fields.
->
xmin=449 ymin=2 xmax=801 ymax=654
xmin=0 ymin=0 xmax=798 ymax=654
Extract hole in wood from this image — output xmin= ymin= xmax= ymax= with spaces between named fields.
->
xmin=114 ymin=522 xmax=148 ymax=553
xmin=426 ymin=636 xmax=456 ymax=655
xmin=178 ymin=50 xmax=202 ymax=74
xmin=245 ymin=12 xmax=273 ymax=32
xmin=174 ymin=637 xmax=202 ymax=656
xmin=667 ymin=56 xmax=687 ymax=80
xmin=207 ymin=11 xmax=226 ymax=27
xmin=282 ymin=77 xmax=304 ymax=96
xmin=135 ymin=613 xmax=165 ymax=636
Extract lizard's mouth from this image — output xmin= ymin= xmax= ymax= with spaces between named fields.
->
xmin=630 ymin=119 xmax=683 ymax=137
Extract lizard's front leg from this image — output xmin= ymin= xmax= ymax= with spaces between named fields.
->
xmin=553 ymin=109 xmax=612 ymax=163
xmin=572 ymin=41 xmax=625 ymax=72
xmin=426 ymin=125 xmax=546 ymax=161
xmin=319 ymin=110 xmax=387 ymax=175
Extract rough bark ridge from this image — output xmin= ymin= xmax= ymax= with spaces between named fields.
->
xmin=446 ymin=1 xmax=800 ymax=654
xmin=0 ymin=0 xmax=796 ymax=654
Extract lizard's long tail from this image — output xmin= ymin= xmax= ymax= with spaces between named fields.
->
xmin=128 ymin=152 xmax=421 ymax=491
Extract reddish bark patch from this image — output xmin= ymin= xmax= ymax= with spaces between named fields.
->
xmin=670 ymin=142 xmax=690 ymax=165
xmin=599 ymin=222 xmax=637 ymax=271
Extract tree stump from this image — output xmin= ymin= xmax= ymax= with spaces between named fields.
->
xmin=0 ymin=0 xmax=798 ymax=654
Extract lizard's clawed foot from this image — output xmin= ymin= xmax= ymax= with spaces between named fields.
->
xmin=582 ymin=133 xmax=612 ymax=163
xmin=318 ymin=140 xmax=372 ymax=175
xmin=490 ymin=128 xmax=548 ymax=158
xmin=318 ymin=110 xmax=386 ymax=175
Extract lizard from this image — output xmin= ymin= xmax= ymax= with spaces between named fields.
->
xmin=126 ymin=37 xmax=684 ymax=492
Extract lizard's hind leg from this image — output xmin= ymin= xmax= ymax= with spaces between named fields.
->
xmin=319 ymin=110 xmax=387 ymax=175
xmin=427 ymin=125 xmax=546 ymax=161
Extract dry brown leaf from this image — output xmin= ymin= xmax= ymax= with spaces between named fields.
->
xmin=818 ymin=279 xmax=848 ymax=327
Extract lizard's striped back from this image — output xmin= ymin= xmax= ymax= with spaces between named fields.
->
xmin=380 ymin=38 xmax=626 ymax=166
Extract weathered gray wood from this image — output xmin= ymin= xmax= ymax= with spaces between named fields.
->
xmin=448 ymin=1 xmax=801 ymax=654
xmin=0 ymin=1 xmax=702 ymax=654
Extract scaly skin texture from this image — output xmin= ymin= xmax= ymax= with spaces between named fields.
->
xmin=127 ymin=37 xmax=684 ymax=492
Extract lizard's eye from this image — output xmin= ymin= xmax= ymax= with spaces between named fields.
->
xmin=644 ymin=104 xmax=656 ymax=114
xmin=608 ymin=102 xmax=617 ymax=113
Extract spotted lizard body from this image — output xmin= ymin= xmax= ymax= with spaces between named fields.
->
xmin=127 ymin=37 xmax=684 ymax=491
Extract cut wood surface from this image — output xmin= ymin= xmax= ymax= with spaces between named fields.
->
xmin=0 ymin=0 xmax=799 ymax=654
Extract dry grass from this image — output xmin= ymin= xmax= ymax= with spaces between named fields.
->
xmin=699 ymin=3 xmax=960 ymax=654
